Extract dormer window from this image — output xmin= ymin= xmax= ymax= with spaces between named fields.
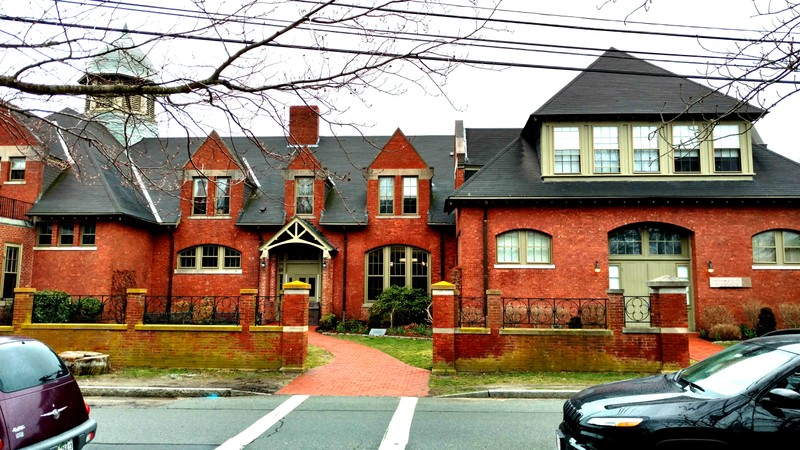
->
xmin=713 ymin=125 xmax=741 ymax=172
xmin=554 ymin=127 xmax=580 ymax=174
xmin=215 ymin=177 xmax=230 ymax=215
xmin=295 ymin=177 xmax=314 ymax=215
xmin=192 ymin=178 xmax=208 ymax=215
xmin=9 ymin=157 xmax=25 ymax=181
xmin=633 ymin=126 xmax=660 ymax=173
xmin=592 ymin=126 xmax=620 ymax=174
xmin=672 ymin=125 xmax=700 ymax=173
xmin=402 ymin=177 xmax=418 ymax=215
xmin=379 ymin=177 xmax=394 ymax=214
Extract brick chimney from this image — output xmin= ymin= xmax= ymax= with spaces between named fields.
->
xmin=288 ymin=105 xmax=320 ymax=146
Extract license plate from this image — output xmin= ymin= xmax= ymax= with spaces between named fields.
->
xmin=57 ymin=439 xmax=74 ymax=450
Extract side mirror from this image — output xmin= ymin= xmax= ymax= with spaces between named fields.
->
xmin=762 ymin=388 xmax=800 ymax=408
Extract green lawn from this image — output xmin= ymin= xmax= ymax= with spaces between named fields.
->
xmin=330 ymin=334 xmax=433 ymax=370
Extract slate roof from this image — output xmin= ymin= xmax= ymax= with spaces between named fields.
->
xmin=28 ymin=119 xmax=455 ymax=227
xmin=528 ymin=48 xmax=764 ymax=122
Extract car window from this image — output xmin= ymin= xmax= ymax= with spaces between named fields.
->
xmin=682 ymin=343 xmax=796 ymax=396
xmin=0 ymin=340 xmax=70 ymax=392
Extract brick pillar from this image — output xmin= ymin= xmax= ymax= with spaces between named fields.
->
xmin=606 ymin=289 xmax=624 ymax=332
xmin=12 ymin=287 xmax=36 ymax=330
xmin=239 ymin=289 xmax=257 ymax=332
xmin=486 ymin=289 xmax=503 ymax=330
xmin=125 ymin=289 xmax=146 ymax=331
xmin=280 ymin=280 xmax=309 ymax=372
xmin=647 ymin=276 xmax=690 ymax=368
xmin=431 ymin=281 xmax=457 ymax=374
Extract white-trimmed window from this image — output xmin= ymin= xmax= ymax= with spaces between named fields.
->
xmin=9 ymin=157 xmax=25 ymax=181
xmin=673 ymin=125 xmax=700 ymax=173
xmin=753 ymin=230 xmax=800 ymax=265
xmin=59 ymin=224 xmax=74 ymax=246
xmin=402 ymin=176 xmax=418 ymax=214
xmin=379 ymin=176 xmax=394 ymax=214
xmin=554 ymin=127 xmax=580 ymax=174
xmin=215 ymin=177 xmax=231 ymax=215
xmin=496 ymin=230 xmax=552 ymax=264
xmin=713 ymin=124 xmax=741 ymax=172
xmin=37 ymin=224 xmax=53 ymax=246
xmin=593 ymin=126 xmax=620 ymax=173
xmin=365 ymin=245 xmax=429 ymax=301
xmin=178 ymin=245 xmax=242 ymax=271
xmin=192 ymin=178 xmax=208 ymax=215
xmin=295 ymin=177 xmax=314 ymax=215
xmin=81 ymin=223 xmax=96 ymax=246
xmin=633 ymin=126 xmax=660 ymax=173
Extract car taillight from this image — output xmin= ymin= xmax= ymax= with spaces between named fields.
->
xmin=85 ymin=401 xmax=91 ymax=415
xmin=1 ymin=437 xmax=4 ymax=449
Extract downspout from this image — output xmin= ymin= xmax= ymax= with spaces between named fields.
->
xmin=167 ymin=227 xmax=175 ymax=297
xmin=483 ymin=206 xmax=488 ymax=306
xmin=342 ymin=231 xmax=348 ymax=321
xmin=440 ymin=231 xmax=446 ymax=282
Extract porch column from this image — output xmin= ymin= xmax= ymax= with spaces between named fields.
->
xmin=606 ymin=289 xmax=625 ymax=333
xmin=125 ymin=288 xmax=146 ymax=330
xmin=280 ymin=280 xmax=309 ymax=372
xmin=239 ymin=289 xmax=257 ymax=331
xmin=486 ymin=289 xmax=503 ymax=330
xmin=647 ymin=276 xmax=690 ymax=368
xmin=431 ymin=281 xmax=457 ymax=374
xmin=12 ymin=287 xmax=35 ymax=330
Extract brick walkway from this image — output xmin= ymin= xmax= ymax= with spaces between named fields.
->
xmin=688 ymin=333 xmax=726 ymax=362
xmin=276 ymin=330 xmax=430 ymax=397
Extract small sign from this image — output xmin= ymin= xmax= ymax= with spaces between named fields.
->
xmin=368 ymin=328 xmax=387 ymax=336
xmin=710 ymin=277 xmax=752 ymax=288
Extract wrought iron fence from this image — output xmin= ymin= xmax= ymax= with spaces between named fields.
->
xmin=255 ymin=296 xmax=281 ymax=325
xmin=502 ymin=297 xmax=608 ymax=329
xmin=459 ymin=296 xmax=487 ymax=327
xmin=69 ymin=294 xmax=127 ymax=324
xmin=0 ymin=299 xmax=12 ymax=325
xmin=143 ymin=296 xmax=240 ymax=325
xmin=0 ymin=196 xmax=32 ymax=221
xmin=624 ymin=296 xmax=651 ymax=326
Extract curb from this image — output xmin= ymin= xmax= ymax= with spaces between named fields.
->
xmin=80 ymin=386 xmax=236 ymax=398
xmin=438 ymin=389 xmax=579 ymax=399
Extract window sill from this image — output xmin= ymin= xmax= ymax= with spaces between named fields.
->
xmin=375 ymin=215 xmax=421 ymax=219
xmin=752 ymin=265 xmax=800 ymax=270
xmin=175 ymin=269 xmax=243 ymax=275
xmin=494 ymin=264 xmax=555 ymax=269
xmin=34 ymin=246 xmax=97 ymax=251
xmin=188 ymin=215 xmax=232 ymax=220
xmin=4 ymin=180 xmax=25 ymax=185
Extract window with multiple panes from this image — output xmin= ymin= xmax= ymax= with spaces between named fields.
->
xmin=609 ymin=226 xmax=687 ymax=256
xmin=295 ymin=177 xmax=314 ymax=215
xmin=365 ymin=246 xmax=430 ymax=301
xmin=37 ymin=224 xmax=52 ymax=246
xmin=633 ymin=126 xmax=660 ymax=173
xmin=713 ymin=125 xmax=742 ymax=172
xmin=9 ymin=157 xmax=25 ymax=181
xmin=593 ymin=126 xmax=620 ymax=173
xmin=496 ymin=230 xmax=552 ymax=264
xmin=192 ymin=178 xmax=208 ymax=215
xmin=178 ymin=245 xmax=242 ymax=270
xmin=215 ymin=177 xmax=231 ymax=215
xmin=378 ymin=177 xmax=394 ymax=214
xmin=402 ymin=177 xmax=418 ymax=214
xmin=554 ymin=127 xmax=581 ymax=174
xmin=59 ymin=224 xmax=74 ymax=246
xmin=672 ymin=125 xmax=700 ymax=173
xmin=753 ymin=230 xmax=800 ymax=265
xmin=81 ymin=223 xmax=96 ymax=246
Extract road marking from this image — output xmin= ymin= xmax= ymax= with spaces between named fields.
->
xmin=216 ymin=395 xmax=309 ymax=450
xmin=379 ymin=397 xmax=418 ymax=450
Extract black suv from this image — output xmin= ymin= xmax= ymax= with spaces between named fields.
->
xmin=0 ymin=336 xmax=97 ymax=449
xmin=557 ymin=331 xmax=800 ymax=449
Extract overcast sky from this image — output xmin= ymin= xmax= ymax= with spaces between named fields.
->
xmin=3 ymin=0 xmax=798 ymax=161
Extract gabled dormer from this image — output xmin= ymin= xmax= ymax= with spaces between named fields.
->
xmin=524 ymin=49 xmax=764 ymax=181
xmin=285 ymin=146 xmax=326 ymax=222
xmin=183 ymin=131 xmax=244 ymax=219
xmin=367 ymin=129 xmax=433 ymax=219
xmin=0 ymin=106 xmax=45 ymax=207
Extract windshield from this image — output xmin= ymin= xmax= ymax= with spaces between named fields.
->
xmin=680 ymin=341 xmax=795 ymax=396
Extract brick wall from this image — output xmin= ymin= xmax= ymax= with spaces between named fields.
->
xmin=456 ymin=203 xmax=800 ymax=330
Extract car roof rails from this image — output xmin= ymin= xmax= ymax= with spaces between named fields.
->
xmin=761 ymin=329 xmax=800 ymax=337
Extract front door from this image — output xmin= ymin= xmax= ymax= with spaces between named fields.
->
xmin=285 ymin=264 xmax=320 ymax=326
xmin=2 ymin=244 xmax=20 ymax=300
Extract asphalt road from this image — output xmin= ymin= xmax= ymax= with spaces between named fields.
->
xmin=86 ymin=395 xmax=565 ymax=449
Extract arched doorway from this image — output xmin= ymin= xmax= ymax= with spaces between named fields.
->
xmin=608 ymin=223 xmax=695 ymax=330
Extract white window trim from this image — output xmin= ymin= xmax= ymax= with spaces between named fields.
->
xmin=494 ymin=263 xmax=555 ymax=270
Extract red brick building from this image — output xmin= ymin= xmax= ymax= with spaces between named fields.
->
xmin=1 ymin=45 xmax=798 ymax=336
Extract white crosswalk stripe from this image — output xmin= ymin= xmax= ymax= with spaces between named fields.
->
xmin=215 ymin=395 xmax=309 ymax=450
xmin=379 ymin=397 xmax=419 ymax=450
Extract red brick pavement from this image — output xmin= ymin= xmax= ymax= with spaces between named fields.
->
xmin=276 ymin=329 xmax=430 ymax=397
xmin=688 ymin=334 xmax=725 ymax=362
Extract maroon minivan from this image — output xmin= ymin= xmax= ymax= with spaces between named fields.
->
xmin=0 ymin=336 xmax=96 ymax=449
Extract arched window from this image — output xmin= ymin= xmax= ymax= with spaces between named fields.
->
xmin=365 ymin=246 xmax=429 ymax=302
xmin=177 ymin=245 xmax=241 ymax=272
xmin=753 ymin=230 xmax=800 ymax=265
xmin=609 ymin=226 xmax=686 ymax=256
xmin=496 ymin=230 xmax=551 ymax=264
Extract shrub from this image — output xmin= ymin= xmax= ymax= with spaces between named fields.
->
xmin=567 ymin=316 xmax=583 ymax=329
xmin=368 ymin=286 xmax=431 ymax=328
xmin=317 ymin=313 xmax=339 ymax=332
xmin=70 ymin=297 xmax=104 ymax=323
xmin=335 ymin=319 xmax=368 ymax=334
xmin=387 ymin=323 xmax=432 ymax=337
xmin=739 ymin=324 xmax=757 ymax=340
xmin=779 ymin=303 xmax=800 ymax=329
xmin=756 ymin=307 xmax=777 ymax=336
xmin=708 ymin=323 xmax=742 ymax=341
xmin=701 ymin=305 xmax=735 ymax=327
xmin=33 ymin=290 xmax=72 ymax=323
xmin=741 ymin=300 xmax=762 ymax=336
